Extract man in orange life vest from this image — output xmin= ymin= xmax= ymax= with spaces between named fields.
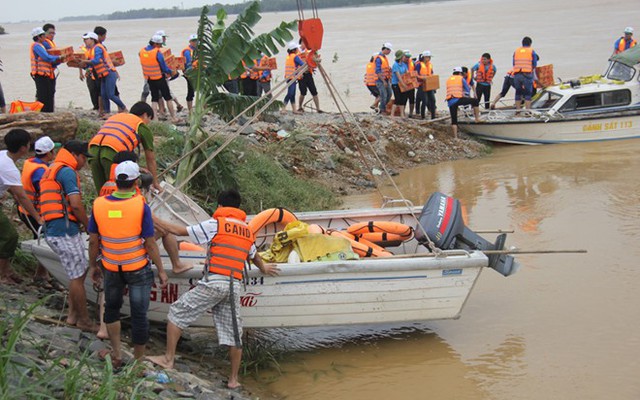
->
xmin=17 ymin=136 xmax=61 ymax=287
xmin=89 ymin=161 xmax=169 ymax=368
xmin=139 ymin=34 xmax=180 ymax=123
xmin=99 ymin=150 xmax=192 ymax=275
xmin=512 ymin=36 xmax=539 ymax=110
xmin=147 ymin=189 xmax=279 ymax=390
xmin=375 ymin=42 xmax=393 ymax=115
xmin=613 ymin=27 xmax=636 ymax=55
xmin=30 ymin=27 xmax=64 ymax=113
xmin=364 ymin=53 xmax=381 ymax=111
xmin=446 ymin=66 xmax=481 ymax=139
xmin=40 ymin=140 xmax=97 ymax=332
xmin=88 ymin=101 xmax=161 ymax=193
xmin=471 ymin=53 xmax=496 ymax=109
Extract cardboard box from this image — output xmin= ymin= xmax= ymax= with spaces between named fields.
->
xmin=399 ymin=71 xmax=420 ymax=93
xmin=109 ymin=51 xmax=125 ymax=67
xmin=264 ymin=57 xmax=277 ymax=70
xmin=535 ymin=64 xmax=554 ymax=87
xmin=422 ymin=75 xmax=440 ymax=91
xmin=159 ymin=48 xmax=172 ymax=58
xmin=172 ymin=56 xmax=186 ymax=71
xmin=47 ymin=46 xmax=73 ymax=58
xmin=66 ymin=59 xmax=83 ymax=68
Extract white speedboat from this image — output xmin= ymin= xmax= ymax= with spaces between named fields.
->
xmin=459 ymin=47 xmax=640 ymax=144
xmin=21 ymin=186 xmax=519 ymax=329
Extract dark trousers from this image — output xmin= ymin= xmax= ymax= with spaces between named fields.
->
xmin=223 ymin=79 xmax=239 ymax=94
xmin=416 ymin=89 xmax=436 ymax=118
xmin=449 ymin=97 xmax=480 ymax=125
xmin=34 ymin=74 xmax=56 ymax=112
xmin=86 ymin=76 xmax=100 ymax=110
xmin=476 ymin=84 xmax=491 ymax=109
xmin=241 ymin=78 xmax=258 ymax=96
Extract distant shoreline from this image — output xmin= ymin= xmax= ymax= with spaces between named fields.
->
xmin=56 ymin=0 xmax=450 ymax=23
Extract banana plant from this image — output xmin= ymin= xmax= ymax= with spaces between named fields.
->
xmin=175 ymin=2 xmax=296 ymax=185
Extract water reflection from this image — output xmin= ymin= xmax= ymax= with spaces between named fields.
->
xmin=256 ymin=324 xmax=489 ymax=400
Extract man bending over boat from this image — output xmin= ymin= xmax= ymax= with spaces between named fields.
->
xmin=147 ymin=189 xmax=279 ymax=390
xmin=446 ymin=67 xmax=481 ymax=139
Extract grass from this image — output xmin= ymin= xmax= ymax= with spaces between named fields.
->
xmin=0 ymin=298 xmax=157 ymax=399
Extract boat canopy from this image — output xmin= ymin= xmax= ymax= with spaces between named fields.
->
xmin=610 ymin=45 xmax=640 ymax=67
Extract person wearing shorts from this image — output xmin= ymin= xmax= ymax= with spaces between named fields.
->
xmin=391 ymin=50 xmax=409 ymax=118
xmin=139 ymin=35 xmax=179 ymax=123
xmin=148 ymin=189 xmax=279 ymax=390
xmin=88 ymin=161 xmax=168 ymax=367
xmin=40 ymin=140 xmax=96 ymax=332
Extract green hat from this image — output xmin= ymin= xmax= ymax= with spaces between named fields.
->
xmin=395 ymin=49 xmax=405 ymax=60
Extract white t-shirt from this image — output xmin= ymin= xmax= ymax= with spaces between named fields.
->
xmin=0 ymin=150 xmax=22 ymax=198
xmin=187 ymin=218 xmax=257 ymax=258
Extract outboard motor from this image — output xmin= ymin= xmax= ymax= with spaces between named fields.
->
xmin=415 ymin=192 xmax=518 ymax=277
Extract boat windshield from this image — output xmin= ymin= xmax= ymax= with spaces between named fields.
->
xmin=606 ymin=61 xmax=635 ymax=81
xmin=531 ymin=90 xmax=562 ymax=109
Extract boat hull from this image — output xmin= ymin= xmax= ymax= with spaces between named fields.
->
xmin=22 ymin=238 xmax=486 ymax=328
xmin=459 ymin=110 xmax=640 ymax=144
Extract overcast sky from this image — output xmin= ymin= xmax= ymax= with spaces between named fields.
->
xmin=2 ymin=1 xmax=243 ymax=24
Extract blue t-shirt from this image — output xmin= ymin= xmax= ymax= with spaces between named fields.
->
xmin=87 ymin=193 xmax=154 ymax=238
xmin=29 ymin=158 xmax=48 ymax=193
xmin=391 ymin=61 xmax=408 ymax=85
xmin=44 ymin=166 xmax=81 ymax=237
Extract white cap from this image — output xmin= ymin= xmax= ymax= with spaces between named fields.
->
xmin=624 ymin=27 xmax=634 ymax=34
xmin=404 ymin=49 xmax=412 ymax=56
xmin=422 ymin=50 xmax=432 ymax=57
xmin=453 ymin=66 xmax=462 ymax=73
xmin=287 ymin=41 xmax=299 ymax=51
xmin=82 ymin=32 xmax=98 ymax=40
xmin=31 ymin=27 xmax=45 ymax=38
xmin=155 ymin=30 xmax=168 ymax=37
xmin=372 ymin=52 xmax=379 ymax=57
xmin=151 ymin=35 xmax=164 ymax=44
xmin=115 ymin=161 xmax=140 ymax=181
xmin=189 ymin=34 xmax=197 ymax=41
xmin=383 ymin=42 xmax=393 ymax=50
xmin=34 ymin=136 xmax=56 ymax=155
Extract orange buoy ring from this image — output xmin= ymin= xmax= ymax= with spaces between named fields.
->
xmin=346 ymin=221 xmax=413 ymax=240
xmin=178 ymin=241 xmax=205 ymax=252
xmin=247 ymin=207 xmax=298 ymax=235
xmin=327 ymin=229 xmax=393 ymax=258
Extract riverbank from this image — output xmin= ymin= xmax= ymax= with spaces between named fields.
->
xmin=1 ymin=107 xmax=490 ymax=399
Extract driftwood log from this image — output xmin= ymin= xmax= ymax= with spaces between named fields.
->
xmin=0 ymin=112 xmax=78 ymax=147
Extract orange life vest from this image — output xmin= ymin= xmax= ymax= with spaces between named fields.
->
xmin=9 ymin=100 xmax=44 ymax=113
xmin=39 ymin=148 xmax=81 ymax=223
xmin=364 ymin=61 xmax=377 ymax=86
xmin=240 ymin=60 xmax=250 ymax=79
xmin=616 ymin=37 xmax=638 ymax=54
xmin=44 ymin=38 xmax=56 ymax=49
xmin=465 ymin=71 xmax=473 ymax=86
xmin=446 ymin=75 xmax=464 ymax=100
xmin=417 ymin=61 xmax=433 ymax=79
xmin=30 ymin=42 xmax=55 ymax=79
xmin=374 ymin=54 xmax=391 ymax=79
xmin=259 ymin=55 xmax=271 ymax=82
xmin=19 ymin=158 xmax=48 ymax=215
xmin=407 ymin=59 xmax=415 ymax=73
xmin=90 ymin=43 xmax=115 ymax=78
xmin=93 ymin=195 xmax=149 ymax=272
xmin=285 ymin=53 xmax=300 ymax=80
xmin=89 ymin=113 xmax=143 ymax=153
xmin=250 ymin=59 xmax=261 ymax=80
xmin=513 ymin=46 xmax=534 ymax=73
xmin=475 ymin=59 xmax=495 ymax=83
xmin=181 ymin=46 xmax=196 ymax=71
xmin=207 ymin=207 xmax=255 ymax=281
xmin=139 ymin=46 xmax=163 ymax=80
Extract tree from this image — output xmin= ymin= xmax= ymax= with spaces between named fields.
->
xmin=173 ymin=1 xmax=296 ymax=189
